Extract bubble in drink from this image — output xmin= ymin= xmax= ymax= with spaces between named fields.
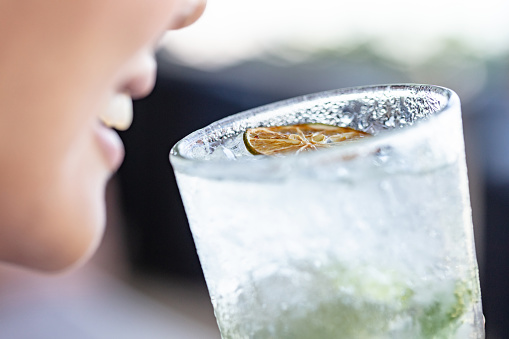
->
xmin=170 ymin=85 xmax=484 ymax=338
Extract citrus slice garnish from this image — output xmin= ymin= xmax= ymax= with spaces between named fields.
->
xmin=244 ymin=123 xmax=371 ymax=156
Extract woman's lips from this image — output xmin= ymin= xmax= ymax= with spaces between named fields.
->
xmin=95 ymin=122 xmax=125 ymax=172
xmin=124 ymin=55 xmax=157 ymax=100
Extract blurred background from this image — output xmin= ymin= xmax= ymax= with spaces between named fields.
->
xmin=2 ymin=0 xmax=509 ymax=338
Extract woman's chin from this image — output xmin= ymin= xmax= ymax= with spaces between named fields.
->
xmin=16 ymin=179 xmax=108 ymax=273
xmin=27 ymin=226 xmax=105 ymax=273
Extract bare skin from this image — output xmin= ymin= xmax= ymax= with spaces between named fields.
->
xmin=0 ymin=0 xmax=206 ymax=271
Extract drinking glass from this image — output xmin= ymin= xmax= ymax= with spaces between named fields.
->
xmin=170 ymin=84 xmax=484 ymax=338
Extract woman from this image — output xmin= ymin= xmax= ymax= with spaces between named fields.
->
xmin=0 ymin=0 xmax=206 ymax=271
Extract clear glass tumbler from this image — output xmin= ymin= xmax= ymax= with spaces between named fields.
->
xmin=170 ymin=84 xmax=484 ymax=338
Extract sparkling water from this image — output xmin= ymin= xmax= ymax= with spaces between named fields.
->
xmin=170 ymin=85 xmax=484 ymax=338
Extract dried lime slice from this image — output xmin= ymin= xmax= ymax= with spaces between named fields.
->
xmin=244 ymin=123 xmax=370 ymax=156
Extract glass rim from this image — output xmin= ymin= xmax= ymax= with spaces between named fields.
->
xmin=170 ymin=83 xmax=460 ymax=176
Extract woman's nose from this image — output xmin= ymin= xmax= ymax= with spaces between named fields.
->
xmin=171 ymin=0 xmax=207 ymax=30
